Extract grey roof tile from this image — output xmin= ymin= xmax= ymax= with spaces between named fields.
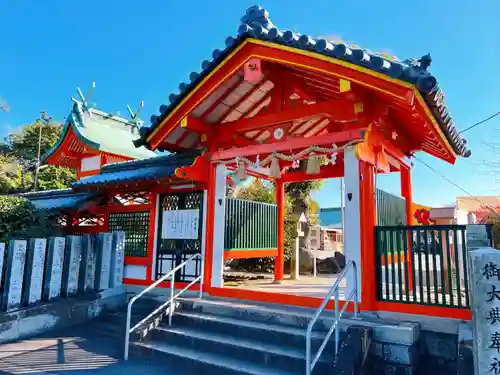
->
xmin=7 ymin=189 xmax=97 ymax=211
xmin=72 ymin=152 xmax=199 ymax=188
xmin=136 ymin=5 xmax=470 ymax=158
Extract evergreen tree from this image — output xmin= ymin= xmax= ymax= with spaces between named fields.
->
xmin=0 ymin=122 xmax=76 ymax=193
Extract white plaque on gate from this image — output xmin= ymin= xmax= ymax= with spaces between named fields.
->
xmin=162 ymin=209 xmax=199 ymax=240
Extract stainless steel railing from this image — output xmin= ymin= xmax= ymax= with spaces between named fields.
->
xmin=123 ymin=253 xmax=204 ymax=360
xmin=305 ymin=260 xmax=358 ymax=375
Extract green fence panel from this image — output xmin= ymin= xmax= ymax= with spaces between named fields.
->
xmin=374 ymin=224 xmax=469 ymax=309
xmin=224 ymin=198 xmax=278 ymax=251
xmin=376 ymin=189 xmax=406 ymax=226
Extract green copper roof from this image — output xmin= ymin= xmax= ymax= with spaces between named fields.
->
xmin=42 ymin=101 xmax=157 ymax=164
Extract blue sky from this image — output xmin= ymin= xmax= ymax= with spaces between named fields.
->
xmin=1 ymin=0 xmax=499 ymax=208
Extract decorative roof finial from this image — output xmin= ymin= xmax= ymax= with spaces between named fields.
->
xmin=418 ymin=53 xmax=432 ymax=71
xmin=127 ymin=101 xmax=145 ymax=132
xmin=72 ymin=81 xmax=96 ymax=115
xmin=241 ymin=5 xmax=274 ymax=30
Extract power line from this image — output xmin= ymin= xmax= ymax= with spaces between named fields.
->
xmin=459 ymin=110 xmax=500 ymax=134
xmin=414 ymin=156 xmax=500 ymax=214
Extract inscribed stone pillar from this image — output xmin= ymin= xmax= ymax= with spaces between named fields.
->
xmin=95 ymin=233 xmax=113 ymax=291
xmin=43 ymin=237 xmax=66 ymax=301
xmin=62 ymin=235 xmax=82 ymax=297
xmin=1 ymin=240 xmax=27 ymax=311
xmin=79 ymin=235 xmax=96 ymax=293
xmin=110 ymin=231 xmax=125 ymax=288
xmin=23 ymin=238 xmax=47 ymax=305
xmin=468 ymin=247 xmax=500 ymax=375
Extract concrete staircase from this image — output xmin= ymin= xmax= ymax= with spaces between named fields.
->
xmin=91 ymin=296 xmax=421 ymax=375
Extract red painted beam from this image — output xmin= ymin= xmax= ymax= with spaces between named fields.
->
xmin=214 ymin=98 xmax=358 ymax=135
xmin=181 ymin=116 xmax=211 ymax=135
xmin=282 ymin=164 xmax=343 ymax=183
xmin=209 ymin=129 xmax=365 ymax=161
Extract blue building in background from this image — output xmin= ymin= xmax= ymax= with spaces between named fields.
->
xmin=319 ymin=208 xmax=343 ymax=229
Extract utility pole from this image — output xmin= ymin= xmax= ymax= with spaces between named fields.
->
xmin=33 ymin=110 xmax=52 ymax=192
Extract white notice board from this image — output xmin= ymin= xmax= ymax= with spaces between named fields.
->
xmin=162 ymin=209 xmax=200 ymax=240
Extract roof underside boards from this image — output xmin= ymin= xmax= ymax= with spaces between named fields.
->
xmin=14 ymin=189 xmax=97 ymax=211
xmin=43 ymin=102 xmax=157 ymax=168
xmin=136 ymin=5 xmax=470 ymax=162
xmin=72 ymin=152 xmax=199 ymax=189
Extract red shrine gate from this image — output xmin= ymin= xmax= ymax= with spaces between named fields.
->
xmin=36 ymin=6 xmax=472 ymax=321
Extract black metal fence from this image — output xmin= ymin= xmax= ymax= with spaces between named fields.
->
xmin=375 ymin=225 xmax=470 ymax=308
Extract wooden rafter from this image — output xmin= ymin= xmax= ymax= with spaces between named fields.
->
xmin=213 ymin=98 xmax=360 ymax=136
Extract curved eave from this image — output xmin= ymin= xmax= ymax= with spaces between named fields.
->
xmin=139 ymin=35 xmax=469 ymax=160
xmin=42 ymin=113 xmax=101 ymax=167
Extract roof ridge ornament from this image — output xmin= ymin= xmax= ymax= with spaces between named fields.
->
xmin=72 ymin=81 xmax=96 ymax=116
xmin=127 ymin=101 xmax=145 ymax=135
xmin=240 ymin=5 xmax=274 ymax=31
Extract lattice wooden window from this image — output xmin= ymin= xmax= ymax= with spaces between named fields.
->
xmin=108 ymin=211 xmax=150 ymax=257
xmin=112 ymin=191 xmax=149 ymax=206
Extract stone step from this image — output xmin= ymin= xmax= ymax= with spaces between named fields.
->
xmin=130 ymin=339 xmax=298 ymax=375
xmin=148 ymin=324 xmax=335 ymax=374
xmin=178 ymin=297 xmax=419 ymax=346
xmin=96 ymin=309 xmax=169 ymax=340
xmin=172 ymin=310 xmax=339 ymax=353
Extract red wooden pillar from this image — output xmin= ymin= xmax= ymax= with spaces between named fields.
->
xmin=401 ymin=166 xmax=414 ymax=290
xmin=146 ymin=189 xmax=158 ymax=281
xmin=359 ymin=161 xmax=376 ymax=310
xmin=203 ymin=162 xmax=217 ymax=289
xmin=274 ymin=179 xmax=285 ymax=282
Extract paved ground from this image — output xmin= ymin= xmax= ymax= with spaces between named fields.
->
xmin=226 ymin=274 xmax=346 ymax=298
xmin=0 ymin=324 xmax=175 ymax=375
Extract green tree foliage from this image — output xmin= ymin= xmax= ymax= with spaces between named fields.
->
xmin=230 ymin=178 xmax=322 ymax=272
xmin=0 ymin=122 xmax=76 ymax=193
xmin=0 ymin=196 xmax=63 ymax=242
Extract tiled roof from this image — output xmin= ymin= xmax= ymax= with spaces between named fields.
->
xmin=42 ymin=101 xmax=157 ymax=164
xmin=12 ymin=189 xmax=97 ymax=211
xmin=72 ymin=151 xmax=199 ymax=188
xmin=137 ymin=5 xmax=470 ymax=158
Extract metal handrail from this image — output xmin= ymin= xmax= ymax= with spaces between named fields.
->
xmin=305 ymin=260 xmax=358 ymax=375
xmin=124 ymin=253 xmax=204 ymax=360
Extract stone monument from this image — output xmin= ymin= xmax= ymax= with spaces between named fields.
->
xmin=23 ymin=238 xmax=47 ymax=305
xmin=110 ymin=231 xmax=125 ymax=288
xmin=62 ymin=235 xmax=82 ymax=297
xmin=43 ymin=237 xmax=66 ymax=300
xmin=1 ymin=240 xmax=27 ymax=311
xmin=95 ymin=233 xmax=113 ymax=291
xmin=79 ymin=235 xmax=96 ymax=293
xmin=468 ymin=247 xmax=500 ymax=375
xmin=467 ymin=224 xmax=491 ymax=251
